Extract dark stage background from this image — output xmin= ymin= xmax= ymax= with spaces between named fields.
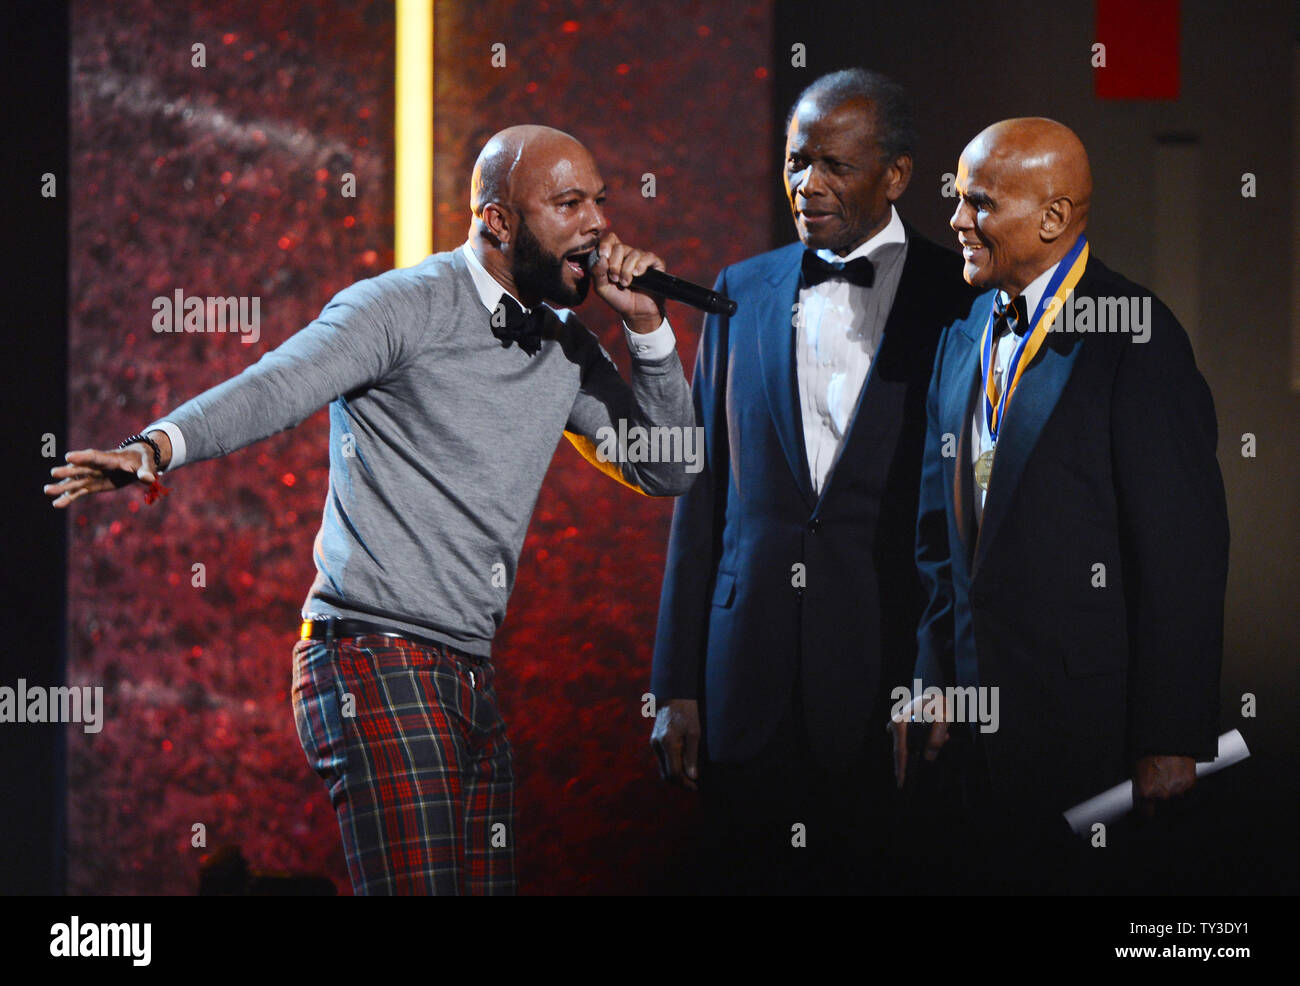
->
xmin=38 ymin=0 xmax=1299 ymax=895
xmin=763 ymin=0 xmax=1300 ymax=893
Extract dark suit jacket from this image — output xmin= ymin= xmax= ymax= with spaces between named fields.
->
xmin=652 ymin=225 xmax=976 ymax=770
xmin=914 ymin=250 xmax=1229 ymax=821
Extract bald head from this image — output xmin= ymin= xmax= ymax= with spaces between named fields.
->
xmin=950 ymin=117 xmax=1093 ymax=293
xmin=471 ymin=125 xmax=592 ymax=218
xmin=966 ymin=118 xmax=1092 ymax=219
xmin=467 ymin=124 xmax=608 ymax=309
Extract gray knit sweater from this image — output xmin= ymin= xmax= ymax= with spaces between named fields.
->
xmin=151 ymin=248 xmax=696 ymax=656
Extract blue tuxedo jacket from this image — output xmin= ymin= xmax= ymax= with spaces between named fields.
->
xmin=914 ymin=252 xmax=1229 ymax=819
xmin=652 ymin=228 xmax=976 ymax=770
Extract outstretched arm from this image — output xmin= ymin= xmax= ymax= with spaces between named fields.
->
xmin=45 ymin=275 xmax=410 ymax=509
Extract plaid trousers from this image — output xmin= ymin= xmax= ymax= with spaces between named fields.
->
xmin=291 ymin=632 xmax=516 ymax=895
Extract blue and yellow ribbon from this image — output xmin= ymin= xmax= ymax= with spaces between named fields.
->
xmin=980 ymin=234 xmax=1089 ymax=442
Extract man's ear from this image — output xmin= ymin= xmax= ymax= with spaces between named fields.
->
xmin=481 ymin=202 xmax=513 ymax=245
xmin=885 ymin=154 xmax=914 ymax=202
xmin=1040 ymin=196 xmax=1073 ymax=242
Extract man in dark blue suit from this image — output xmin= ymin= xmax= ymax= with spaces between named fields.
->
xmin=649 ymin=69 xmax=975 ymax=893
xmin=892 ymin=118 xmax=1229 ymax=892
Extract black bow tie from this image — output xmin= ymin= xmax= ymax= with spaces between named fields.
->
xmin=801 ymin=251 xmax=875 ymax=288
xmin=992 ymin=293 xmax=1029 ymax=336
xmin=490 ymin=295 xmax=545 ymax=356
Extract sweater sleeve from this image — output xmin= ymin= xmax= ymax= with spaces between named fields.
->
xmin=561 ymin=312 xmax=698 ymax=497
xmin=151 ymin=275 xmax=413 ymax=468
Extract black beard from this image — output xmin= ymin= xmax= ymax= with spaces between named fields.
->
xmin=511 ymin=214 xmax=589 ymax=308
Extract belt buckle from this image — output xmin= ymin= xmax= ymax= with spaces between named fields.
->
xmin=299 ymin=618 xmax=337 ymax=645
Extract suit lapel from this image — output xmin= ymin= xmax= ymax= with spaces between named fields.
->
xmin=944 ymin=307 xmax=987 ymax=563
xmin=971 ymin=264 xmax=1094 ymax=575
xmin=757 ymin=253 xmax=815 ymax=507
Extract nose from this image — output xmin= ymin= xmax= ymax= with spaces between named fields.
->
xmin=585 ymin=201 xmax=607 ymax=238
xmin=949 ymin=199 xmax=972 ymax=233
xmin=791 ymin=163 xmax=824 ymax=202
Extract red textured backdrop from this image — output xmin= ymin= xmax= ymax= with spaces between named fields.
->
xmin=68 ymin=0 xmax=772 ymax=894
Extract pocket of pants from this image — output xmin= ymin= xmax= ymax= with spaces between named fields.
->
xmin=291 ymin=639 xmax=349 ymax=802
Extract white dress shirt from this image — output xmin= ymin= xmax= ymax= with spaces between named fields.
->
xmin=796 ymin=205 xmax=908 ymax=495
xmin=970 ymin=257 xmax=1063 ymax=526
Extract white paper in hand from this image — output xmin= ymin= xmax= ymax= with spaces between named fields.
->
xmin=1063 ymin=729 xmax=1250 ymax=836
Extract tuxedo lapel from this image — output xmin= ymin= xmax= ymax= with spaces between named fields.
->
xmin=757 ymin=254 xmax=815 ymax=508
xmin=944 ymin=309 xmax=986 ymax=563
xmin=972 ymin=266 xmax=1094 ymax=576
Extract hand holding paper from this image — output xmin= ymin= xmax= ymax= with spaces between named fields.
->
xmin=1063 ymin=730 xmax=1249 ymax=835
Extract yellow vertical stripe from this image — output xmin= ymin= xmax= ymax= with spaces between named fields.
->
xmin=395 ymin=0 xmax=433 ymax=267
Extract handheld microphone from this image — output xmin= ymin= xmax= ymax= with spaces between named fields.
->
xmin=587 ymin=251 xmax=738 ymax=316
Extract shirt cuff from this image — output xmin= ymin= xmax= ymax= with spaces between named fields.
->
xmin=143 ymin=420 xmax=187 ymax=470
xmin=623 ymin=317 xmax=676 ymax=361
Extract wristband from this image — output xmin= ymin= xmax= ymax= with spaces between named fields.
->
xmin=115 ymin=433 xmax=170 ymax=504
xmin=117 ymin=433 xmax=162 ymax=471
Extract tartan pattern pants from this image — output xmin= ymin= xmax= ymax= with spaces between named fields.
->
xmin=291 ymin=633 xmax=516 ymax=895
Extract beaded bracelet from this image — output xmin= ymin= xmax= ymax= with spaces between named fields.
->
xmin=117 ymin=433 xmax=161 ymax=470
xmin=116 ymin=433 xmax=170 ymax=504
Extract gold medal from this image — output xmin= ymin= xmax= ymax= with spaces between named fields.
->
xmin=974 ymin=449 xmax=995 ymax=491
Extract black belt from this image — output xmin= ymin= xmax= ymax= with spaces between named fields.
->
xmin=299 ymin=618 xmax=477 ymax=661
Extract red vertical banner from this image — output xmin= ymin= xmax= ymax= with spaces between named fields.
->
xmin=1094 ymin=0 xmax=1180 ymax=100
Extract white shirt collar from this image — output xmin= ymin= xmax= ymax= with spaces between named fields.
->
xmin=998 ymin=256 xmax=1063 ymax=333
xmin=461 ymin=241 xmax=532 ymax=314
xmin=814 ymin=204 xmax=906 ymax=263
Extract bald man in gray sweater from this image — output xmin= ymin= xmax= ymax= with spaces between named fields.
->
xmin=47 ymin=126 xmax=697 ymax=895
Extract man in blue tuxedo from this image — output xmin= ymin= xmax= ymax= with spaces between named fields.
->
xmin=649 ymin=69 xmax=976 ymax=893
xmin=892 ymin=118 xmax=1229 ymax=891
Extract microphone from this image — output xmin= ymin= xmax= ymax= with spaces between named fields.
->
xmin=587 ymin=251 xmax=738 ymax=315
